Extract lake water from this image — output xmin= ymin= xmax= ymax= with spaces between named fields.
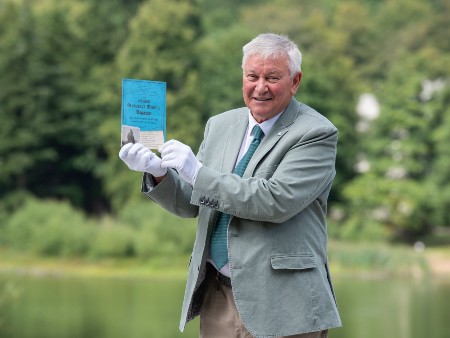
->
xmin=0 ymin=274 xmax=449 ymax=338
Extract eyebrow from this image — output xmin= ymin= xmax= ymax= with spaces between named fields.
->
xmin=245 ymin=69 xmax=283 ymax=76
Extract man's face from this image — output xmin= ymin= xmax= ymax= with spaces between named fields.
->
xmin=242 ymin=54 xmax=302 ymax=123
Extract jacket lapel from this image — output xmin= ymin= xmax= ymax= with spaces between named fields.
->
xmin=244 ymin=98 xmax=300 ymax=177
xmin=221 ymin=110 xmax=248 ymax=173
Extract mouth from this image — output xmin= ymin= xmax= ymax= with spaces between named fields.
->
xmin=253 ymin=97 xmax=272 ymax=102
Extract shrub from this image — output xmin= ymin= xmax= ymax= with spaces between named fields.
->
xmin=4 ymin=197 xmax=93 ymax=256
xmin=119 ymin=201 xmax=197 ymax=258
xmin=89 ymin=218 xmax=135 ymax=258
xmin=2 ymin=197 xmax=198 ymax=260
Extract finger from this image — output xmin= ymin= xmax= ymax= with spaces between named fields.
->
xmin=141 ymin=151 xmax=154 ymax=167
xmin=119 ymin=143 xmax=134 ymax=159
xmin=136 ymin=146 xmax=151 ymax=159
xmin=160 ymin=149 xmax=176 ymax=163
xmin=160 ymin=155 xmax=178 ymax=169
xmin=159 ymin=139 xmax=183 ymax=155
xmin=127 ymin=143 xmax=145 ymax=156
xmin=159 ymin=140 xmax=173 ymax=154
xmin=159 ymin=158 xmax=172 ymax=169
xmin=160 ymin=143 xmax=176 ymax=158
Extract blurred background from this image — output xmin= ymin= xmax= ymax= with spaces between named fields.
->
xmin=0 ymin=0 xmax=449 ymax=337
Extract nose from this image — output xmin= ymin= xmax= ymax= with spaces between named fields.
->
xmin=255 ymin=78 xmax=268 ymax=94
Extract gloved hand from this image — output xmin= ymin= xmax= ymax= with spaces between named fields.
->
xmin=160 ymin=140 xmax=202 ymax=186
xmin=119 ymin=143 xmax=167 ymax=177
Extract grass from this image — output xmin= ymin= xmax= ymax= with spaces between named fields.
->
xmin=0 ymin=248 xmax=191 ymax=281
xmin=330 ymin=240 xmax=450 ymax=280
xmin=0 ymin=242 xmax=449 ymax=281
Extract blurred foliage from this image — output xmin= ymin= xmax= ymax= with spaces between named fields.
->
xmin=0 ymin=0 xmax=449 ymax=253
xmin=3 ymin=197 xmax=95 ymax=256
xmin=1 ymin=197 xmax=196 ymax=259
xmin=328 ymin=241 xmax=429 ymax=277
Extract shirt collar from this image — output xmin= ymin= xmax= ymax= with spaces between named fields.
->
xmin=247 ymin=109 xmax=284 ymax=137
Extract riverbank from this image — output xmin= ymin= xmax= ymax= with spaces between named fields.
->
xmin=0 ymin=242 xmax=449 ymax=281
xmin=0 ymin=250 xmax=191 ymax=280
xmin=328 ymin=241 xmax=450 ymax=280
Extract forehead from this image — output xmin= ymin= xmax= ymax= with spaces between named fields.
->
xmin=243 ymin=54 xmax=289 ymax=74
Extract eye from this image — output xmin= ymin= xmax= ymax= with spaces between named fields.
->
xmin=267 ymin=76 xmax=280 ymax=83
xmin=247 ymin=74 xmax=258 ymax=81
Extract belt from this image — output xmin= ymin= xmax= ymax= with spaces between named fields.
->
xmin=207 ymin=263 xmax=232 ymax=288
xmin=216 ymin=271 xmax=232 ymax=288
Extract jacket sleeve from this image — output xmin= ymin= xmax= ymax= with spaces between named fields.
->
xmin=139 ymin=119 xmax=212 ymax=218
xmin=141 ymin=169 xmax=199 ymax=218
xmin=190 ymin=123 xmax=338 ymax=224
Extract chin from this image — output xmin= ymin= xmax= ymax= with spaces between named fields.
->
xmin=250 ymin=106 xmax=271 ymax=115
xmin=251 ymin=111 xmax=272 ymax=123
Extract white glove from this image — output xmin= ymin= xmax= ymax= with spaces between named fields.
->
xmin=160 ymin=140 xmax=202 ymax=186
xmin=119 ymin=143 xmax=167 ymax=177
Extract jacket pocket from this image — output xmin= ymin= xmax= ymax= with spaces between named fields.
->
xmin=270 ymin=254 xmax=317 ymax=270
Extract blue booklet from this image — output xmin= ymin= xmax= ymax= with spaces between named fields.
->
xmin=121 ymin=78 xmax=166 ymax=150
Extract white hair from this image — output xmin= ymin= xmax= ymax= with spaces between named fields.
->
xmin=242 ymin=33 xmax=302 ymax=78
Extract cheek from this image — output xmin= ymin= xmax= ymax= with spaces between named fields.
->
xmin=270 ymin=86 xmax=285 ymax=98
xmin=242 ymin=83 xmax=253 ymax=96
xmin=274 ymin=83 xmax=293 ymax=98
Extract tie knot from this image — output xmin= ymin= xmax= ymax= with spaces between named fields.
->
xmin=252 ymin=125 xmax=264 ymax=142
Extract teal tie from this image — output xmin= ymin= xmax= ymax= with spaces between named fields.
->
xmin=210 ymin=125 xmax=264 ymax=269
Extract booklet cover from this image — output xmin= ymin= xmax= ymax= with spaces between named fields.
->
xmin=121 ymin=78 xmax=166 ymax=150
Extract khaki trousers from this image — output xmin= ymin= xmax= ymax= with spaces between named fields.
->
xmin=199 ymin=274 xmax=328 ymax=338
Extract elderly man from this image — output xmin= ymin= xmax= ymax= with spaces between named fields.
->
xmin=119 ymin=33 xmax=341 ymax=338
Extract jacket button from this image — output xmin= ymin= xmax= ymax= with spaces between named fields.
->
xmin=199 ymin=196 xmax=205 ymax=204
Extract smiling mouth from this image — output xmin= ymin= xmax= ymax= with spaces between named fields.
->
xmin=254 ymin=97 xmax=271 ymax=101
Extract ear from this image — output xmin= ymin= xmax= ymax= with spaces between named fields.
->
xmin=291 ymin=71 xmax=302 ymax=95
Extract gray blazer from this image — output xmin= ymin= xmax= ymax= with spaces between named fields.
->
xmin=143 ymin=98 xmax=342 ymax=337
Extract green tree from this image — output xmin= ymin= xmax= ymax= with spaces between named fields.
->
xmin=196 ymin=27 xmax=254 ymax=121
xmin=428 ymin=85 xmax=450 ymax=228
xmin=0 ymin=0 xmax=98 ymax=209
xmin=341 ymin=46 xmax=450 ymax=241
xmin=0 ymin=0 xmax=139 ymax=214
